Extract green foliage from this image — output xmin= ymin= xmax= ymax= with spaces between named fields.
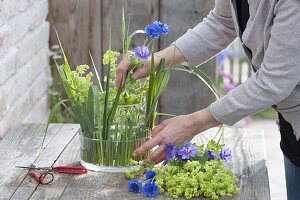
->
xmin=125 ymin=160 xmax=239 ymax=200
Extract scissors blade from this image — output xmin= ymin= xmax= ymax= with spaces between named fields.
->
xmin=15 ymin=166 xmax=41 ymax=170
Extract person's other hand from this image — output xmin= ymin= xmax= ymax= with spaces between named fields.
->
xmin=133 ymin=115 xmax=198 ymax=164
xmin=116 ymin=51 xmax=157 ymax=88
xmin=132 ymin=107 xmax=220 ymax=164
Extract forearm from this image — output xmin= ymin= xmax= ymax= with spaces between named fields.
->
xmin=187 ymin=107 xmax=221 ymax=135
xmin=154 ymin=45 xmax=186 ymax=68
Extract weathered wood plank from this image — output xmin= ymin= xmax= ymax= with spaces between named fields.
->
xmin=158 ymin=0 xmax=216 ymax=120
xmin=0 ymin=124 xmax=64 ymax=199
xmin=9 ymin=124 xmax=80 ymax=200
xmin=48 ymin=0 xmax=102 ymax=69
xmin=29 ymin=134 xmax=81 ymax=200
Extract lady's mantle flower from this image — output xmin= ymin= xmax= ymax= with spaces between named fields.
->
xmin=145 ymin=170 xmax=156 ymax=180
xmin=219 ymin=147 xmax=232 ymax=162
xmin=143 ymin=181 xmax=159 ymax=197
xmin=144 ymin=21 xmax=169 ymax=39
xmin=134 ymin=45 xmax=151 ymax=60
xmin=207 ymin=150 xmax=220 ymax=161
xmin=163 ymin=143 xmax=177 ymax=165
xmin=128 ymin=179 xmax=143 ymax=193
xmin=177 ymin=142 xmax=198 ymax=160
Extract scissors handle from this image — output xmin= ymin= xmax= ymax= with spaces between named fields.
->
xmin=52 ymin=166 xmax=87 ymax=174
xmin=29 ymin=169 xmax=44 ymax=184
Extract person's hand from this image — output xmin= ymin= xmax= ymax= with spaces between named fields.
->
xmin=132 ymin=107 xmax=221 ymax=164
xmin=116 ymin=51 xmax=156 ymax=88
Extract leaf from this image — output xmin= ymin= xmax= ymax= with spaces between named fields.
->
xmin=86 ymin=86 xmax=95 ymax=131
xmin=179 ymin=62 xmax=220 ymax=99
xmin=42 ymin=99 xmax=69 ymax=148
xmin=102 ymin=28 xmax=112 ymax=140
xmin=89 ymin=51 xmax=103 ymax=92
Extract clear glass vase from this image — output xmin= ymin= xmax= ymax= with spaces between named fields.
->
xmin=79 ymin=104 xmax=151 ymax=172
xmin=79 ymin=132 xmax=150 ymax=172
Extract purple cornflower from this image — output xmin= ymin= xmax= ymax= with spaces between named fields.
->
xmin=143 ymin=181 xmax=159 ymax=197
xmin=144 ymin=21 xmax=169 ymax=39
xmin=163 ymin=143 xmax=177 ymax=165
xmin=224 ymin=83 xmax=236 ymax=91
xmin=219 ymin=69 xmax=233 ymax=80
xmin=177 ymin=142 xmax=198 ymax=161
xmin=219 ymin=147 xmax=232 ymax=162
xmin=134 ymin=45 xmax=151 ymax=60
xmin=145 ymin=170 xmax=156 ymax=180
xmin=207 ymin=150 xmax=220 ymax=161
xmin=128 ymin=179 xmax=143 ymax=193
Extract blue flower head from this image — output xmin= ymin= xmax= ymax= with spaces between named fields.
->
xmin=207 ymin=150 xmax=219 ymax=161
xmin=143 ymin=181 xmax=159 ymax=197
xmin=144 ymin=21 xmax=169 ymax=39
xmin=128 ymin=179 xmax=143 ymax=193
xmin=216 ymin=47 xmax=232 ymax=66
xmin=219 ymin=147 xmax=232 ymax=162
xmin=177 ymin=142 xmax=198 ymax=161
xmin=134 ymin=45 xmax=151 ymax=60
xmin=145 ymin=170 xmax=156 ymax=180
xmin=163 ymin=143 xmax=177 ymax=165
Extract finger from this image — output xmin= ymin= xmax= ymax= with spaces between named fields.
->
xmin=132 ymin=67 xmax=148 ymax=80
xmin=116 ymin=61 xmax=131 ymax=88
xmin=153 ymin=152 xmax=166 ymax=164
xmin=144 ymin=145 xmax=165 ymax=162
xmin=151 ymin=123 xmax=166 ymax=138
xmin=133 ymin=136 xmax=160 ymax=157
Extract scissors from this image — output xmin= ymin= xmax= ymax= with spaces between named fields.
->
xmin=15 ymin=164 xmax=87 ymax=185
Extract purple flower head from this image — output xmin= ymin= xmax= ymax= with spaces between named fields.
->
xmin=219 ymin=147 xmax=232 ymax=162
xmin=128 ymin=179 xmax=143 ymax=193
xmin=224 ymin=83 xmax=236 ymax=91
xmin=134 ymin=45 xmax=151 ymax=60
xmin=219 ymin=69 xmax=233 ymax=80
xmin=145 ymin=170 xmax=156 ymax=180
xmin=163 ymin=143 xmax=177 ymax=165
xmin=177 ymin=142 xmax=198 ymax=161
xmin=216 ymin=47 xmax=232 ymax=66
xmin=143 ymin=181 xmax=159 ymax=197
xmin=207 ymin=150 xmax=220 ymax=161
xmin=144 ymin=21 xmax=169 ymax=39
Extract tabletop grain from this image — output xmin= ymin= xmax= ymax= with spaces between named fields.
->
xmin=0 ymin=123 xmax=270 ymax=200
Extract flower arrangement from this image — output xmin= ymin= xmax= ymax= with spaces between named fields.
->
xmin=44 ymin=10 xmax=176 ymax=171
xmin=124 ymin=140 xmax=239 ymax=200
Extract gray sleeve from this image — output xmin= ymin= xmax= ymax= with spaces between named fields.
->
xmin=210 ymin=0 xmax=300 ymax=125
xmin=173 ymin=0 xmax=237 ymax=65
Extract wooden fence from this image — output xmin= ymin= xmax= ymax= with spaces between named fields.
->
xmin=48 ymin=0 xmax=216 ymax=120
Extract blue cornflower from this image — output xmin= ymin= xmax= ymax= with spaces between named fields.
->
xmin=207 ymin=150 xmax=220 ymax=161
xmin=163 ymin=143 xmax=177 ymax=165
xmin=144 ymin=21 xmax=169 ymax=39
xmin=128 ymin=179 xmax=143 ymax=193
xmin=145 ymin=170 xmax=156 ymax=180
xmin=216 ymin=47 xmax=232 ymax=66
xmin=219 ymin=147 xmax=232 ymax=162
xmin=143 ymin=181 xmax=159 ymax=197
xmin=177 ymin=142 xmax=198 ymax=161
xmin=134 ymin=45 xmax=151 ymax=60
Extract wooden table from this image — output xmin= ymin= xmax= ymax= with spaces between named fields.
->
xmin=0 ymin=124 xmax=270 ymax=200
